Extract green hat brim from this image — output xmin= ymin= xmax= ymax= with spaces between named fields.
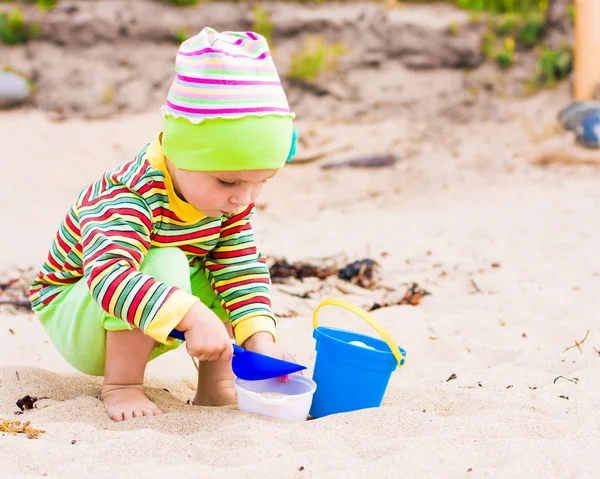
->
xmin=162 ymin=115 xmax=294 ymax=171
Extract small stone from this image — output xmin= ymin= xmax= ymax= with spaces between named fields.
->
xmin=0 ymin=72 xmax=32 ymax=109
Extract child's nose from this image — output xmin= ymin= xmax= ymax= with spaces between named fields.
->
xmin=231 ymin=188 xmax=252 ymax=206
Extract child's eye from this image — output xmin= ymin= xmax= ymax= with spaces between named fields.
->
xmin=217 ymin=179 xmax=237 ymax=188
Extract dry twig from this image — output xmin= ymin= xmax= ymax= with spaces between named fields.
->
xmin=469 ymin=278 xmax=482 ymax=294
xmin=0 ymin=299 xmax=32 ymax=309
xmin=563 ymin=329 xmax=590 ymax=353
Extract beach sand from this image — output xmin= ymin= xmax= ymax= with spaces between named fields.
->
xmin=1 ymin=94 xmax=600 ymax=477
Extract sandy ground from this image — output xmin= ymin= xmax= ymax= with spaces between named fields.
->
xmin=1 ymin=87 xmax=600 ymax=477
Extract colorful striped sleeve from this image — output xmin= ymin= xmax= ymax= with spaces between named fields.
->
xmin=79 ymin=184 xmax=196 ymax=344
xmin=203 ymin=204 xmax=277 ymax=345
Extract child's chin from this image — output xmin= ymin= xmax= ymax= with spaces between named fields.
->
xmin=202 ymin=207 xmax=238 ymax=217
xmin=197 ymin=207 xmax=223 ymax=217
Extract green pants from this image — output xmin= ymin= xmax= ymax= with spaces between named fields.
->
xmin=36 ymin=247 xmax=229 ymax=376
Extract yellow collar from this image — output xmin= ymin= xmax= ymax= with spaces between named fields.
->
xmin=146 ymin=133 xmax=207 ymax=224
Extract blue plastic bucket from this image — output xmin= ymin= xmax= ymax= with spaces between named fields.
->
xmin=309 ymin=298 xmax=407 ymax=419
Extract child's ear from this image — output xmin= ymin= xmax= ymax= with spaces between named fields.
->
xmin=286 ymin=128 xmax=298 ymax=163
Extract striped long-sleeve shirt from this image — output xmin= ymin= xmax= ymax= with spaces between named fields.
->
xmin=29 ymin=133 xmax=276 ymax=346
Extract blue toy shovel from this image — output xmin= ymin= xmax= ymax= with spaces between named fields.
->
xmin=169 ymin=329 xmax=306 ymax=381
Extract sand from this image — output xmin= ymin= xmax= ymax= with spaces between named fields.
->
xmin=2 ymin=86 xmax=600 ymax=477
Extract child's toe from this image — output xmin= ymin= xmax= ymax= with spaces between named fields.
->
xmin=143 ymin=407 xmax=162 ymax=417
xmin=122 ymin=409 xmax=135 ymax=421
xmin=109 ymin=410 xmax=125 ymax=422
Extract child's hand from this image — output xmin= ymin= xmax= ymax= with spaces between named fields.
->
xmin=243 ymin=332 xmax=299 ymax=383
xmin=176 ymin=302 xmax=234 ymax=362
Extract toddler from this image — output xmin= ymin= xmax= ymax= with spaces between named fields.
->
xmin=29 ymin=27 xmax=298 ymax=422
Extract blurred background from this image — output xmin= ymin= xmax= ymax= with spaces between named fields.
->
xmin=0 ymin=0 xmax=588 ymax=122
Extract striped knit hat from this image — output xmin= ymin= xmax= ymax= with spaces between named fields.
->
xmin=161 ymin=27 xmax=296 ymax=172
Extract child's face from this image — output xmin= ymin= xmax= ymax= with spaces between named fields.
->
xmin=169 ymin=163 xmax=278 ymax=217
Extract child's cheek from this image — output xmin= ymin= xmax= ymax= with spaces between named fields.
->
xmin=251 ymin=184 xmax=264 ymax=202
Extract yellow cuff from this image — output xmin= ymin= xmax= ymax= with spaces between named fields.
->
xmin=234 ymin=315 xmax=277 ymax=346
xmin=145 ymin=289 xmax=198 ymax=344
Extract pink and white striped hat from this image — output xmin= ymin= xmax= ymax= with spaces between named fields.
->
xmin=161 ymin=27 xmax=295 ymax=123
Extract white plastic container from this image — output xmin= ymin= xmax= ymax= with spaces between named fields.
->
xmin=234 ymin=375 xmax=317 ymax=422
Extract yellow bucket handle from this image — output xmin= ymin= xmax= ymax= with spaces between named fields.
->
xmin=313 ymin=297 xmax=405 ymax=368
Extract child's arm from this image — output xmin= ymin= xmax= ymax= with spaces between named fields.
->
xmin=203 ymin=204 xmax=276 ymax=346
xmin=79 ymin=185 xmax=198 ymax=344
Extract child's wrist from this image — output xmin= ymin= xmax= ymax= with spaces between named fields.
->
xmin=175 ymin=300 xmax=201 ymax=332
xmin=243 ymin=331 xmax=275 ymax=349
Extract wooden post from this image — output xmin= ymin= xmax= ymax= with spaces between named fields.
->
xmin=574 ymin=0 xmax=600 ymax=100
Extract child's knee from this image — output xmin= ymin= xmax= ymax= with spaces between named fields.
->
xmin=140 ymin=247 xmax=191 ymax=293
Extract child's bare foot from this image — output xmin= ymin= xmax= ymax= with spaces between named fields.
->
xmin=102 ymin=329 xmax=161 ymax=421
xmin=192 ymin=359 xmax=237 ymax=406
xmin=101 ymin=384 xmax=163 ymax=422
